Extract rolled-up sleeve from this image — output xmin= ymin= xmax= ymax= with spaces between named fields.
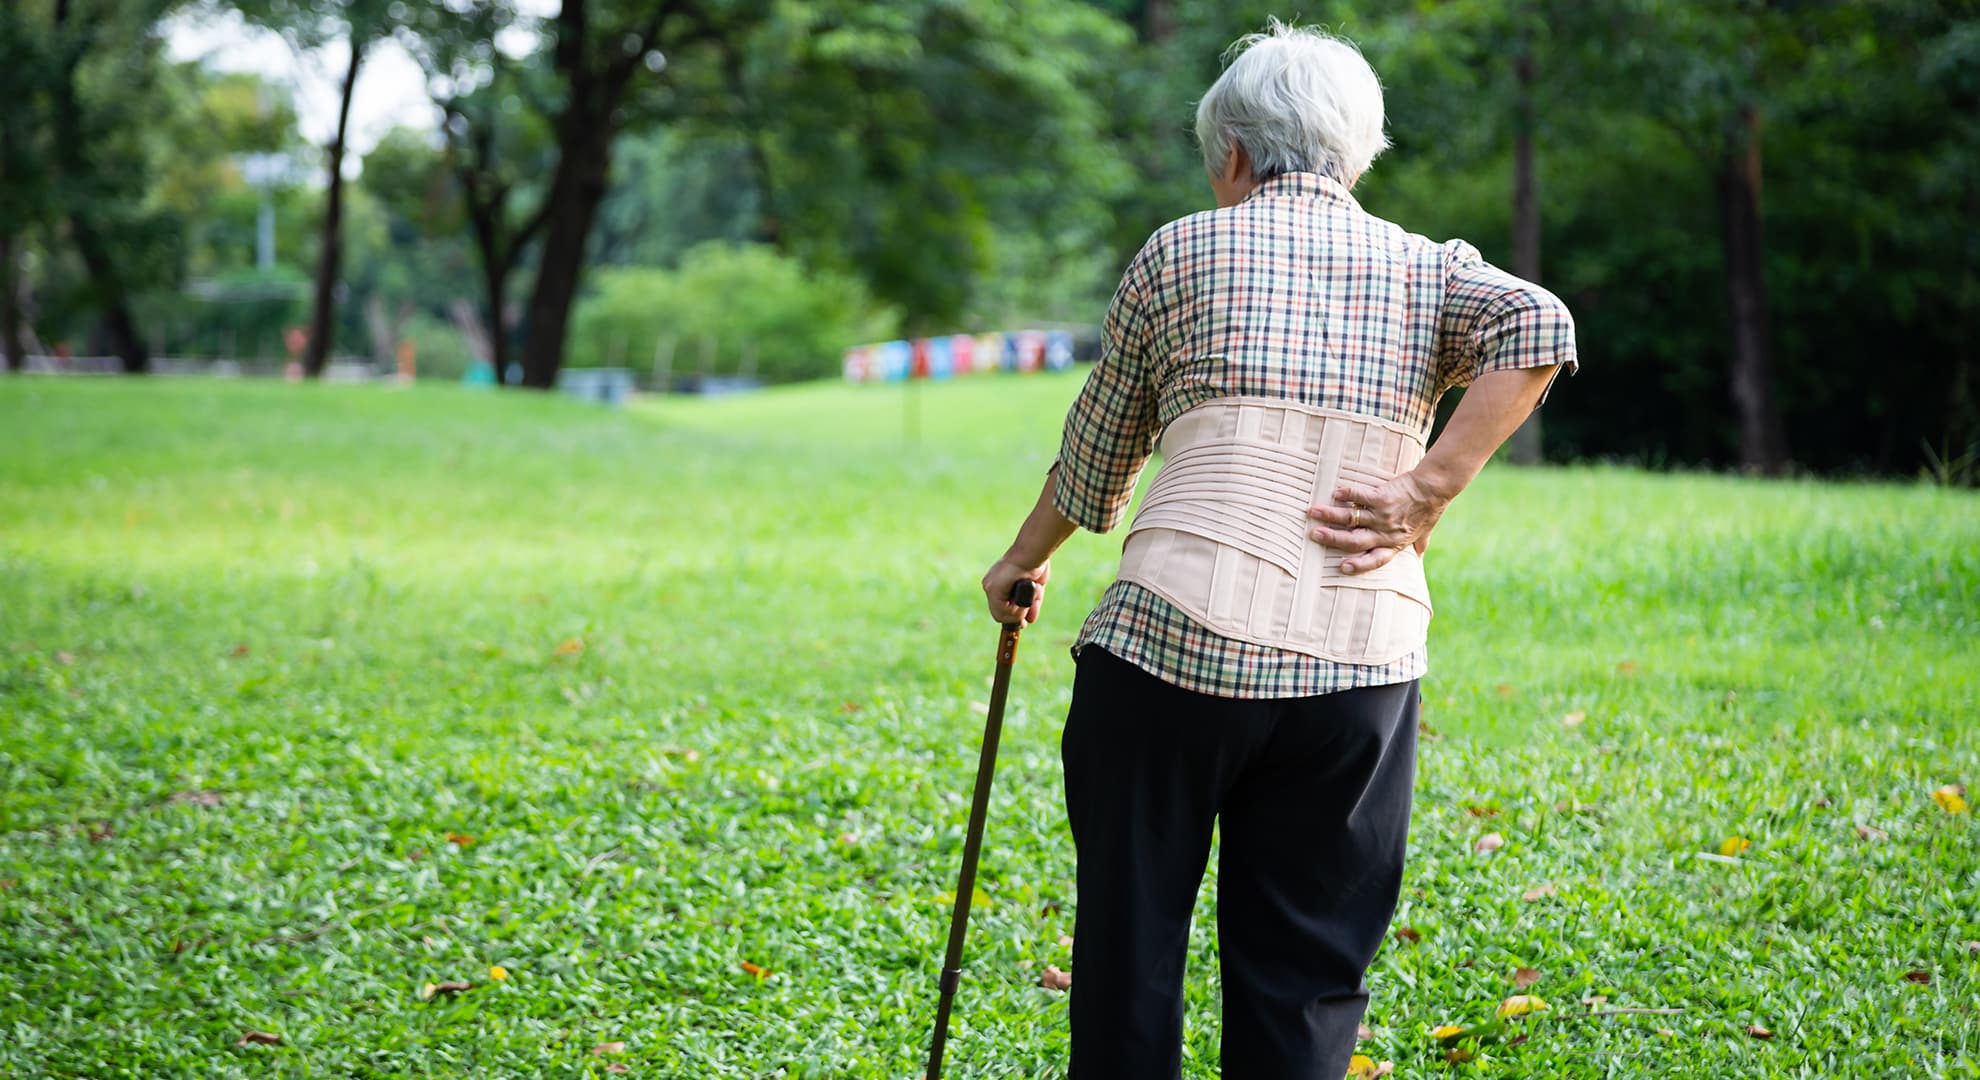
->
xmin=1051 ymin=245 xmax=1161 ymax=534
xmin=1434 ymin=240 xmax=1579 ymax=396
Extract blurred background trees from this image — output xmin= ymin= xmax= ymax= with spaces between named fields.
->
xmin=2 ymin=0 xmax=1975 ymax=481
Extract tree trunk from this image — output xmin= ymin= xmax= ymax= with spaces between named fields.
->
xmin=1715 ymin=104 xmax=1787 ymax=475
xmin=471 ymin=217 xmax=512 ymax=383
xmin=68 ymin=212 xmax=148 ymax=373
xmin=1507 ymin=49 xmax=1545 ymax=465
xmin=1 ymin=233 xmax=23 ymax=371
xmin=518 ymin=122 xmax=613 ymax=390
xmin=302 ymin=34 xmax=365 ymax=378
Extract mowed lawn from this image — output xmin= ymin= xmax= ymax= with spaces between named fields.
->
xmin=2 ymin=375 xmax=1977 ymax=1079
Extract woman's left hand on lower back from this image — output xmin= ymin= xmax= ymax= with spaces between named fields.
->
xmin=1306 ymin=472 xmax=1451 ymax=575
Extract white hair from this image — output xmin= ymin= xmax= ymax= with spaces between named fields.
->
xmin=1193 ymin=20 xmax=1390 ymax=187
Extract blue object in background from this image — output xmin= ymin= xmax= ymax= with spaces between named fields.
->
xmin=1046 ymin=331 xmax=1074 ymax=372
xmin=880 ymin=340 xmax=912 ymax=381
xmin=928 ymin=336 xmax=954 ymax=379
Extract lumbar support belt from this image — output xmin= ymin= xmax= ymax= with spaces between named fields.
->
xmin=1117 ymin=397 xmax=1433 ymax=664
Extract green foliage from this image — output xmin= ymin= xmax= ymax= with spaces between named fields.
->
xmin=399 ymin=312 xmax=476 ymax=381
xmin=1 ymin=376 xmax=1976 ymax=1076
xmin=570 ymin=244 xmax=899 ymax=382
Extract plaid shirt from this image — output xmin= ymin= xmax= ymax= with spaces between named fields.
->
xmin=1054 ymin=172 xmax=1578 ymax=698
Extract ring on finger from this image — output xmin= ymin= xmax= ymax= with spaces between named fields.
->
xmin=1350 ymin=506 xmax=1361 ymax=529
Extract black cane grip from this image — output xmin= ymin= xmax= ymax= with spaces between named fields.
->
xmin=1010 ymin=579 xmax=1037 ymax=608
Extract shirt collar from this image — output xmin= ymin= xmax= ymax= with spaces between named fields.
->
xmin=1242 ymin=171 xmax=1360 ymax=209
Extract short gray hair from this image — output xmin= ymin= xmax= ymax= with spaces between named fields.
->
xmin=1193 ymin=21 xmax=1390 ymax=187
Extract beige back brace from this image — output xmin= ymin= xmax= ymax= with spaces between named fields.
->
xmin=1116 ymin=397 xmax=1433 ymax=665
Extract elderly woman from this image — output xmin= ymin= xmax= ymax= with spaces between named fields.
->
xmin=979 ymin=22 xmax=1577 ymax=1080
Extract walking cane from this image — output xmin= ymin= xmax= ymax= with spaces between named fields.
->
xmin=924 ymin=578 xmax=1036 ymax=1080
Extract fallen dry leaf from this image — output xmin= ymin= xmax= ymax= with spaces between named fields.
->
xmin=168 ymin=790 xmax=224 ymax=808
xmin=87 ymin=822 xmax=113 ymax=843
xmin=1562 ymin=710 xmax=1586 ymax=727
xmin=1966 ymin=941 xmax=1980 ymax=954
xmin=1513 ymin=967 xmax=1542 ymax=989
xmin=1475 ymin=832 xmax=1506 ymax=854
xmin=1040 ymin=964 xmax=1072 ymax=991
xmin=1656 ymin=1027 xmax=1676 ymax=1037
xmin=662 ymin=747 xmax=701 ymax=763
xmin=1904 ymin=970 xmax=1932 ymax=984
xmin=236 ymin=1030 xmax=282 ymax=1046
xmin=1746 ymin=1024 xmax=1774 ymax=1039
xmin=1346 ymin=1054 xmax=1393 ymax=1077
xmin=1430 ymin=1024 xmax=1467 ymax=1041
xmin=1445 ymin=1047 xmax=1475 ymax=1064
xmin=1521 ymin=884 xmax=1559 ymax=903
xmin=836 ymin=832 xmax=859 ymax=846
xmin=1357 ymin=1023 xmax=1374 ymax=1041
xmin=1933 ymin=785 xmax=1969 ymax=814
xmin=605 ymin=1065 xmax=629 ymax=1075
xmin=230 ymin=644 xmax=251 ymax=658
xmin=1718 ymin=836 xmax=1751 ymax=858
xmin=446 ymin=832 xmax=475 ymax=847
xmin=1418 ymin=720 xmax=1443 ymax=742
xmin=0 ymin=879 xmax=15 ymax=890
xmin=1393 ymin=926 xmax=1422 ymax=945
xmin=593 ymin=1042 xmax=626 ymax=1055
xmin=1616 ymin=660 xmax=1638 ymax=675
xmin=1495 ymin=683 xmax=1515 ymax=699
xmin=740 ymin=961 xmax=768 ymax=979
xmin=489 ymin=965 xmax=508 ymax=981
xmin=419 ymin=981 xmax=472 ymax=1000
xmin=1464 ymin=804 xmax=1500 ymax=818
xmin=56 ymin=651 xmax=76 ymax=665
xmin=1580 ymin=995 xmax=1609 ymax=1008
xmin=1058 ymin=934 xmax=1074 ymax=948
xmin=420 ymin=935 xmax=438 ymax=946
xmin=838 ymin=702 xmax=861 ymax=714
xmin=1856 ymin=824 xmax=1889 ymax=841
xmin=553 ymin=638 xmax=584 ymax=657
xmin=1498 ymin=994 xmax=1550 ymax=1018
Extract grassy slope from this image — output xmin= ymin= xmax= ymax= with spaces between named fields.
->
xmin=1 ymin=375 xmax=1976 ymax=1079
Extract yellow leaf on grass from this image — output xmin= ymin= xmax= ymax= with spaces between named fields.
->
xmin=1430 ymin=1024 xmax=1468 ymax=1041
xmin=1346 ymin=1054 xmax=1393 ymax=1076
xmin=1718 ymin=836 xmax=1751 ymax=857
xmin=1497 ymin=994 xmax=1550 ymax=1019
xmin=489 ymin=965 xmax=508 ymax=981
xmin=553 ymin=638 xmax=584 ymax=657
xmin=1933 ymin=785 xmax=1969 ymax=814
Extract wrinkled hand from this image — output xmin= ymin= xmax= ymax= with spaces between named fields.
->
xmin=982 ymin=558 xmax=1048 ymax=626
xmin=1306 ymin=471 xmax=1451 ymax=575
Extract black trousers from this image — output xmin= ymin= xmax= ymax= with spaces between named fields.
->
xmin=1062 ymin=647 xmax=1420 ymax=1080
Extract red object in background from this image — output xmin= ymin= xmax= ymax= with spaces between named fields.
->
xmin=911 ymin=338 xmax=931 ymax=378
xmin=950 ymin=334 xmax=975 ymax=375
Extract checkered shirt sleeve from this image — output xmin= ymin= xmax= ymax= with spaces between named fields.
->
xmin=1050 ymin=246 xmax=1160 ymax=533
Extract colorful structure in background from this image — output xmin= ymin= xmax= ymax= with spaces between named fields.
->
xmin=842 ymin=329 xmax=1076 ymax=383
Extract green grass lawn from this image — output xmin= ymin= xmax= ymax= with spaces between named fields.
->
xmin=2 ymin=375 xmax=1977 ymax=1079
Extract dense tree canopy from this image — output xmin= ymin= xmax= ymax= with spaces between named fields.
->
xmin=4 ymin=0 xmax=1975 ymax=480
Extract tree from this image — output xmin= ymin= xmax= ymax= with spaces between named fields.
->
xmin=234 ymin=0 xmax=399 ymax=377
xmin=41 ymin=0 xmax=180 ymax=374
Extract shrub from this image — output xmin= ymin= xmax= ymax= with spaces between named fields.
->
xmin=570 ymin=244 xmax=899 ymax=383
